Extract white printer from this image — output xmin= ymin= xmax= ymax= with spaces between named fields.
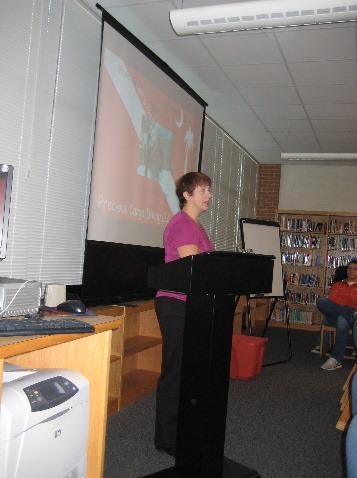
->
xmin=0 ymin=363 xmax=90 ymax=478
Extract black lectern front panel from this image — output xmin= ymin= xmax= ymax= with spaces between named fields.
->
xmin=147 ymin=251 xmax=274 ymax=295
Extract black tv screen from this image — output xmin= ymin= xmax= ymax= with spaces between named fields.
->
xmin=79 ymin=240 xmax=164 ymax=306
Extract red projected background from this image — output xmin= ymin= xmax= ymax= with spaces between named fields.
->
xmin=87 ymin=22 xmax=204 ymax=247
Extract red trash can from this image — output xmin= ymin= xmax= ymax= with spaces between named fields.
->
xmin=230 ymin=334 xmax=268 ymax=380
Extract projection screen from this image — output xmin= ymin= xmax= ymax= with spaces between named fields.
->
xmin=87 ymin=13 xmax=206 ymax=248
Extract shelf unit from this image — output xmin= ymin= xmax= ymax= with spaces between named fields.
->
xmin=92 ymin=301 xmax=162 ymax=415
xmin=274 ymin=210 xmax=357 ymax=331
xmin=121 ymin=301 xmax=162 ymax=409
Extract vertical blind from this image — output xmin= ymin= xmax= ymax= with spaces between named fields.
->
xmin=0 ymin=0 xmax=100 ymax=284
xmin=200 ymin=116 xmax=258 ymax=251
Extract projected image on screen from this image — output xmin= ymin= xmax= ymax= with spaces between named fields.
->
xmin=87 ymin=22 xmax=205 ymax=248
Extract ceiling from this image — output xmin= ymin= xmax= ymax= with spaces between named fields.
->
xmin=82 ymin=0 xmax=357 ymax=164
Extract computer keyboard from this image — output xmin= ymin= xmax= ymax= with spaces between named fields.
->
xmin=0 ymin=316 xmax=95 ymax=336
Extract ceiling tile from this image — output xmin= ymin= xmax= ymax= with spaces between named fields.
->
xmin=319 ymin=136 xmax=357 ymax=152
xmin=239 ymin=86 xmax=300 ymax=106
xmin=297 ymin=84 xmax=357 ymax=105
xmin=275 ymin=24 xmax=356 ymax=62
xmin=199 ymin=88 xmax=247 ymax=107
xmin=316 ymin=132 xmax=357 ymax=152
xmin=238 ymin=131 xmax=277 ymax=143
xmin=146 ymin=38 xmax=217 ymax=68
xmin=253 ymin=104 xmax=307 ymax=120
xmin=273 ymin=131 xmax=320 ymax=151
xmin=316 ymin=131 xmax=357 ymax=143
xmin=201 ymin=30 xmax=283 ymax=65
xmin=247 ymin=150 xmax=282 ymax=164
xmin=206 ymin=104 xmax=253 ymax=122
xmin=240 ymin=139 xmax=281 ymax=152
xmin=289 ymin=60 xmax=357 ymax=86
xmin=83 ymin=0 xmax=157 ymax=6
xmin=262 ymin=118 xmax=312 ymax=132
xmin=221 ymin=116 xmax=267 ymax=135
xmin=311 ymin=119 xmax=357 ymax=131
xmin=305 ymin=103 xmax=357 ymax=119
xmin=175 ymin=65 xmax=232 ymax=89
xmin=223 ymin=63 xmax=292 ymax=88
xmin=171 ymin=0 xmax=238 ymax=6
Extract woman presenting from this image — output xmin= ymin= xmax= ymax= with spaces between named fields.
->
xmin=154 ymin=171 xmax=214 ymax=457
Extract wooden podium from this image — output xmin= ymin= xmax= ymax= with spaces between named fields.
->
xmin=144 ymin=251 xmax=274 ymax=478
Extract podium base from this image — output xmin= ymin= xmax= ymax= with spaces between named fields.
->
xmin=140 ymin=457 xmax=260 ymax=478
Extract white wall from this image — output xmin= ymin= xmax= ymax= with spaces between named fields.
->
xmin=279 ymin=164 xmax=357 ymax=213
xmin=0 ymin=0 xmax=101 ymax=284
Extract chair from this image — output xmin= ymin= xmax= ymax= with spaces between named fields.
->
xmin=346 ymin=373 xmax=357 ymax=477
xmin=319 ymin=324 xmax=337 ymax=356
xmin=319 ymin=325 xmax=354 ymax=359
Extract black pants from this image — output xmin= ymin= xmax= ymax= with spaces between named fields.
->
xmin=154 ymin=296 xmax=186 ymax=449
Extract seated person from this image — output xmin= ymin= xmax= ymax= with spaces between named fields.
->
xmin=315 ymin=260 xmax=357 ymax=371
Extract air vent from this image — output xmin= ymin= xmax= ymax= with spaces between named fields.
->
xmin=174 ymin=1 xmax=357 ymax=36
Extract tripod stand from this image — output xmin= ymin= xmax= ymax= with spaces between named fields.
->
xmin=261 ymin=282 xmax=292 ymax=366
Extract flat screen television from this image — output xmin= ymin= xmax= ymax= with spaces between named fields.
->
xmin=0 ymin=164 xmax=13 ymax=259
xmin=76 ymin=240 xmax=164 ymax=306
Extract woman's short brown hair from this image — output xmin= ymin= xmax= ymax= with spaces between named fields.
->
xmin=176 ymin=172 xmax=212 ymax=210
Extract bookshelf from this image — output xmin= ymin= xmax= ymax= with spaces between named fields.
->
xmin=91 ymin=301 xmax=162 ymax=414
xmin=274 ymin=210 xmax=357 ymax=331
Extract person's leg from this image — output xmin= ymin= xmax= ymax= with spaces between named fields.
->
xmin=154 ymin=297 xmax=186 ymax=451
xmin=316 ymin=297 xmax=355 ymax=321
xmin=329 ymin=315 xmax=350 ymax=362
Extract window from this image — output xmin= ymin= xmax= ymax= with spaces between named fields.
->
xmin=200 ymin=116 xmax=258 ymax=250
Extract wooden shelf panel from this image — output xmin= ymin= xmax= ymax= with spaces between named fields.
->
xmin=121 ymin=369 xmax=160 ymax=408
xmin=107 ymin=395 xmax=120 ymax=416
xmin=124 ymin=335 xmax=162 ymax=357
xmin=110 ymin=354 xmax=121 ymax=363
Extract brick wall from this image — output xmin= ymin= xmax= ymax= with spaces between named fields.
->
xmin=256 ymin=164 xmax=281 ymax=221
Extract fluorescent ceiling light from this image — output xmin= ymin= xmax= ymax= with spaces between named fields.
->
xmin=170 ymin=0 xmax=357 ymax=36
xmin=281 ymin=153 xmax=357 ymax=161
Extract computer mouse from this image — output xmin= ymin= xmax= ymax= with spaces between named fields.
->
xmin=57 ymin=299 xmax=86 ymax=314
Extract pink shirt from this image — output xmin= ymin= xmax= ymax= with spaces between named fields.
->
xmin=157 ymin=211 xmax=214 ymax=301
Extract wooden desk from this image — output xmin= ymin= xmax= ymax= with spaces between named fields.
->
xmin=0 ymin=313 xmax=124 ymax=478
